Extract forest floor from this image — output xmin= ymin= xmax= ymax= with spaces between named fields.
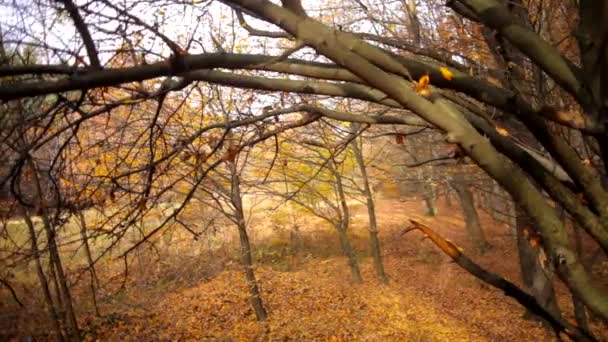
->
xmin=2 ymin=198 xmax=608 ymax=341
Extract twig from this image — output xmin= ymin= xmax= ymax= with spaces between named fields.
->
xmin=0 ymin=278 xmax=25 ymax=308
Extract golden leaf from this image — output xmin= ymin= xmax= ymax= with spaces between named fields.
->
xmin=495 ymin=126 xmax=509 ymax=136
xmin=415 ymin=75 xmax=431 ymax=97
xmin=417 ymin=74 xmax=430 ymax=89
xmin=439 ymin=67 xmax=454 ymax=81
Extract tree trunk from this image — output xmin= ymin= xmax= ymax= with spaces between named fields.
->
xmin=572 ymin=222 xmax=590 ymax=332
xmin=329 ymin=157 xmax=363 ymax=283
xmin=24 ymin=211 xmax=66 ymax=342
xmin=515 ymin=205 xmax=561 ymax=322
xmin=47 ymin=250 xmax=66 ymax=324
xmin=405 ymin=0 xmax=422 ymax=46
xmin=236 ymin=219 xmax=267 ymax=321
xmin=31 ymin=161 xmax=80 ymax=341
xmin=230 ymin=161 xmax=267 ymax=321
xmin=450 ymin=175 xmax=489 ymax=253
xmin=423 ymin=182 xmax=437 ymax=216
xmin=336 ymin=222 xmax=363 ymax=284
xmin=41 ymin=213 xmax=80 ymax=340
xmin=351 ymin=134 xmax=388 ymax=283
xmin=77 ymin=211 xmax=100 ymax=316
xmin=444 ymin=186 xmax=452 ymax=208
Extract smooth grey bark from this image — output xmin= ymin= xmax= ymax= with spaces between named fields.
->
xmin=515 ymin=205 xmax=561 ymax=321
xmin=450 ymin=174 xmax=489 ymax=253
xmin=229 ymin=161 xmax=267 ymax=321
xmin=351 ymin=134 xmax=388 ymax=283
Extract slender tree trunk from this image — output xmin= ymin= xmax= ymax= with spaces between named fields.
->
xmin=47 ymin=250 xmax=66 ymax=323
xmin=77 ymin=211 xmax=100 ymax=316
xmin=422 ymin=182 xmax=437 ymax=216
xmin=281 ymin=162 xmax=302 ymax=253
xmin=41 ymin=212 xmax=80 ymax=340
xmin=572 ymin=223 xmax=590 ymax=332
xmin=24 ymin=212 xmax=66 ymax=342
xmin=335 ymin=222 xmax=362 ymax=283
xmin=450 ymin=175 xmax=489 ymax=253
xmin=405 ymin=0 xmax=422 ymax=46
xmin=444 ymin=186 xmax=452 ymax=208
xmin=515 ymin=205 xmax=561 ymax=322
xmin=31 ymin=161 xmax=80 ymax=341
xmin=329 ymin=157 xmax=362 ymax=283
xmin=229 ymin=162 xmax=267 ymax=321
xmin=351 ymin=135 xmax=388 ymax=283
xmin=236 ymin=219 xmax=267 ymax=321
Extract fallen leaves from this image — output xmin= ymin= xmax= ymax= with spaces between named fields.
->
xmin=83 ymin=261 xmax=486 ymax=341
xmin=74 ymin=199 xmax=593 ymax=342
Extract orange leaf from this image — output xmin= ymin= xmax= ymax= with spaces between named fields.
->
xmin=417 ymin=74 xmax=430 ymax=89
xmin=495 ymin=126 xmax=509 ymax=136
xmin=415 ymin=75 xmax=431 ymax=97
xmin=529 ymin=237 xmax=540 ymax=248
xmin=439 ymin=67 xmax=454 ymax=80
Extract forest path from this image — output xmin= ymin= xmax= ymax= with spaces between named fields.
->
xmin=79 ymin=198 xmax=582 ymax=341
xmin=84 ymin=257 xmax=489 ymax=341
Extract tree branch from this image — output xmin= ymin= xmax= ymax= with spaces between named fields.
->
xmin=451 ymin=0 xmax=584 ymax=103
xmin=405 ymin=219 xmax=596 ymax=342
xmin=0 ymin=278 xmax=25 ymax=308
xmin=56 ymin=0 xmax=101 ymax=69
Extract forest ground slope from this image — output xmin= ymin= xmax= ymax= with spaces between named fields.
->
xmin=75 ymin=199 xmax=608 ymax=341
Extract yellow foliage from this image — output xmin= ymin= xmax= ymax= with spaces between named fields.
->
xmin=495 ymin=126 xmax=509 ymax=137
xmin=439 ymin=67 xmax=454 ymax=81
xmin=414 ymin=75 xmax=432 ymax=98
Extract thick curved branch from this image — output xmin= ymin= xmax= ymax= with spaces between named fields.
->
xmin=236 ymin=10 xmax=291 ymax=38
xmin=0 ymin=53 xmax=359 ymax=100
xmin=460 ymin=109 xmax=608 ymax=253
